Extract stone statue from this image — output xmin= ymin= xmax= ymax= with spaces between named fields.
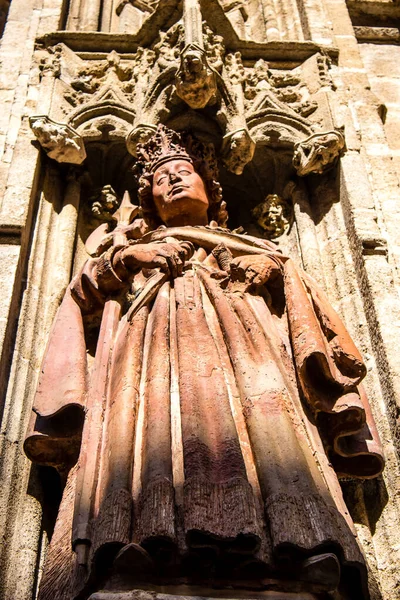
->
xmin=252 ymin=194 xmax=292 ymax=238
xmin=25 ymin=126 xmax=384 ymax=600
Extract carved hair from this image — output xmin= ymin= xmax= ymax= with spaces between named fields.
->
xmin=135 ymin=125 xmax=227 ymax=229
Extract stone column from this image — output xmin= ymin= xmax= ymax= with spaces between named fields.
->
xmin=183 ymin=0 xmax=203 ymax=46
xmin=47 ymin=167 xmax=82 ymax=316
xmin=66 ymin=0 xmax=82 ymax=30
xmin=78 ymin=0 xmax=102 ymax=31
xmin=262 ymin=0 xmax=280 ymax=41
xmin=287 ymin=180 xmax=327 ymax=287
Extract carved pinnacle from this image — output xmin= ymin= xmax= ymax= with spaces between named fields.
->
xmin=183 ymin=0 xmax=203 ymax=47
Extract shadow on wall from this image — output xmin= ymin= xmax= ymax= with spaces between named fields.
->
xmin=0 ymin=0 xmax=11 ymax=37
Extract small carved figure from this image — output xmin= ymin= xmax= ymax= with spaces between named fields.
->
xmin=293 ymin=130 xmax=346 ymax=176
xmin=175 ymin=44 xmax=217 ymax=109
xmin=90 ymin=185 xmax=120 ymax=221
xmin=252 ymin=194 xmax=292 ymax=238
xmin=25 ymin=126 xmax=383 ymax=600
xmin=29 ymin=116 xmax=86 ymax=164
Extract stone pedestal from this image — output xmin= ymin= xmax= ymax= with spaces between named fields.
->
xmin=89 ymin=591 xmax=319 ymax=600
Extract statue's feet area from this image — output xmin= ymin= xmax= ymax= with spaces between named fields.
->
xmin=98 ymin=541 xmax=345 ymax=597
xmin=88 ymin=592 xmax=324 ymax=600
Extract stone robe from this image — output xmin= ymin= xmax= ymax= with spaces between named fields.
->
xmin=24 ymin=226 xmax=384 ymax=599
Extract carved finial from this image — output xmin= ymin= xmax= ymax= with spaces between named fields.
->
xmin=112 ymin=190 xmax=139 ymax=227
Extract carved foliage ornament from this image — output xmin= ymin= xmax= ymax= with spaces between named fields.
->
xmin=66 ymin=50 xmax=137 ymax=108
xmin=244 ymin=58 xmax=318 ymax=119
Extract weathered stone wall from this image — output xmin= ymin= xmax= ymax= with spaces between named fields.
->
xmin=0 ymin=0 xmax=399 ymax=599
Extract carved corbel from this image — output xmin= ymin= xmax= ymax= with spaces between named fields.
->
xmin=29 ymin=116 xmax=86 ymax=164
xmin=175 ymin=43 xmax=217 ymax=109
xmin=221 ymin=128 xmax=255 ymax=175
xmin=293 ymin=130 xmax=346 ymax=176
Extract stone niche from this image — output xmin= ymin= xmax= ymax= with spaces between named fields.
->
xmin=4 ymin=2 xmax=394 ymax=600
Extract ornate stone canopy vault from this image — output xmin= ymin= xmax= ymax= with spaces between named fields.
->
xmin=2 ymin=0 xmax=400 ymax=599
xmin=30 ymin=0 xmax=343 ymax=180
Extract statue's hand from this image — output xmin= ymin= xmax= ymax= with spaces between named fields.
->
xmin=230 ymin=254 xmax=280 ymax=287
xmin=119 ymin=240 xmax=194 ymax=278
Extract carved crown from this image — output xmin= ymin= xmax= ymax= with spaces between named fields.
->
xmin=135 ymin=124 xmax=219 ymax=182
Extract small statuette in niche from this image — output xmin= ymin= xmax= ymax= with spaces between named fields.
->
xmin=252 ymin=194 xmax=292 ymax=238
xmin=90 ymin=185 xmax=120 ymax=222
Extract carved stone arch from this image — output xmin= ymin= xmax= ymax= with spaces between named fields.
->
xmin=164 ymin=109 xmax=224 ymax=148
xmin=69 ymin=101 xmax=136 ymax=142
xmin=248 ymin=109 xmax=313 ymax=150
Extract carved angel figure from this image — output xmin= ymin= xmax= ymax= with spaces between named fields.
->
xmin=25 ymin=126 xmax=383 ymax=600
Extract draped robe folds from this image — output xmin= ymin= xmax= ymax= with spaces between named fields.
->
xmin=24 ymin=226 xmax=384 ymax=598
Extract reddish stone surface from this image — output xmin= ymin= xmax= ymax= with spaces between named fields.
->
xmin=25 ymin=128 xmax=384 ymax=600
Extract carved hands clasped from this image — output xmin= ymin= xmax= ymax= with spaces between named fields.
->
xmin=116 ymin=239 xmax=195 ymax=279
xmin=113 ymin=239 xmax=279 ymax=291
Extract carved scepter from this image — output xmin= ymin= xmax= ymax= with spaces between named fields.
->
xmin=72 ymin=192 xmax=138 ymax=570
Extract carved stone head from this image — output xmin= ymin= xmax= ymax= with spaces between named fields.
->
xmin=175 ymin=44 xmax=217 ymax=109
xmin=136 ymin=125 xmax=227 ymax=229
xmin=293 ymin=130 xmax=346 ymax=176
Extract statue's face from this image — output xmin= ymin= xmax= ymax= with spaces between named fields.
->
xmin=152 ymin=159 xmax=209 ymax=226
